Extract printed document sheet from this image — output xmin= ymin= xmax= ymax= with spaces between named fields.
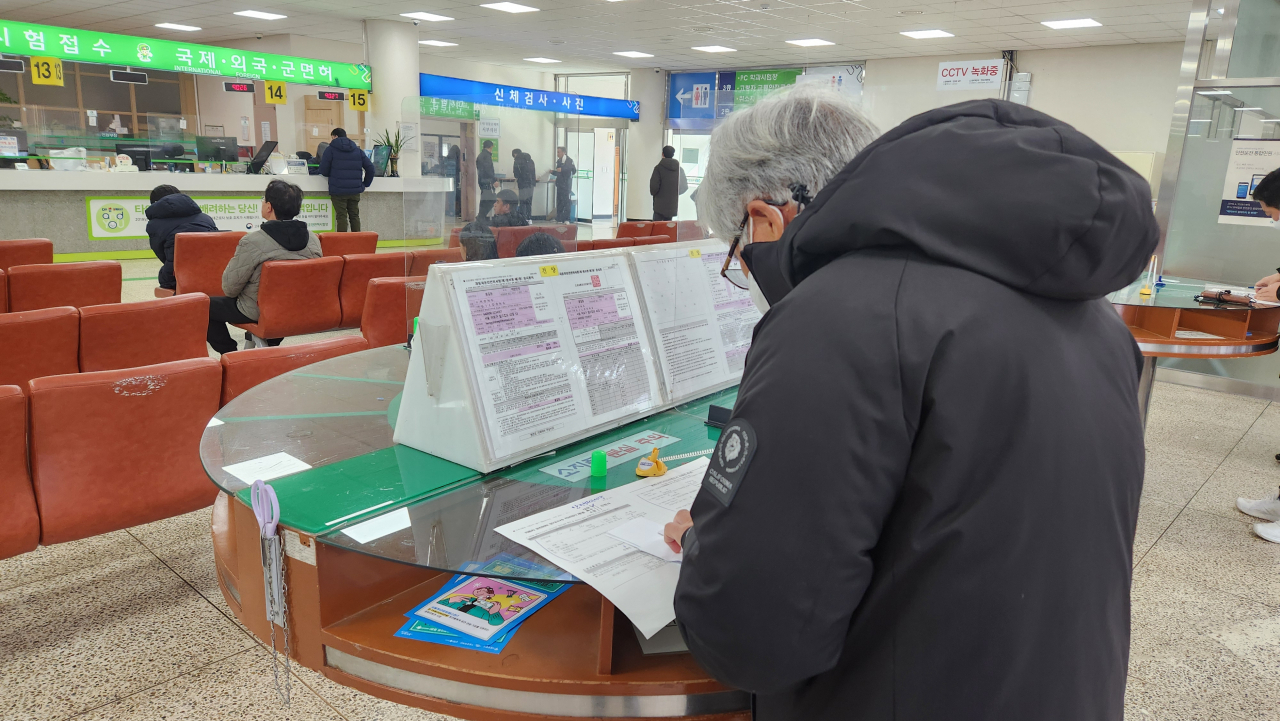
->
xmin=495 ymin=458 xmax=708 ymax=638
xmin=450 ymin=256 xmax=663 ymax=460
xmin=632 ymin=244 xmax=761 ymax=401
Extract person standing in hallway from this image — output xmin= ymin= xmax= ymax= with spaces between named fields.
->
xmin=650 ymin=145 xmax=688 ymax=221
xmin=146 ymin=184 xmax=217 ymax=291
xmin=662 ymin=88 xmax=1157 ymax=720
xmin=477 ymin=140 xmax=498 ymax=220
xmin=448 ymin=144 xmax=462 ymax=218
xmin=512 ymin=148 xmax=537 ymax=220
xmin=318 ymin=128 xmax=374 ymax=232
xmin=549 ymin=146 xmax=576 ymax=223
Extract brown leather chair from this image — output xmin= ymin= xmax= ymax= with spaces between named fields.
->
xmin=0 ymin=384 xmax=39 ymax=560
xmin=576 ymin=241 xmax=595 ymax=251
xmin=650 ymin=221 xmax=678 ymax=239
xmin=320 ymin=231 xmax=379 ymax=258
xmin=7 ymin=261 xmax=121 ymax=312
xmin=361 ymin=276 xmax=427 ymax=349
xmin=633 ymin=235 xmax=675 ymax=246
xmin=0 ymin=238 xmax=54 ymax=271
xmin=28 ymin=357 xmax=222 ymax=544
xmin=337 ymin=252 xmax=409 ymax=328
xmin=220 ymin=335 xmax=370 ymax=405
xmin=0 ymin=269 xmax=6 ymax=313
xmin=446 ymin=227 xmax=462 ymax=248
xmin=0 ymin=307 xmax=80 ymax=394
xmin=591 ymin=238 xmax=636 ymax=250
xmin=676 ymin=219 xmax=707 ymax=240
xmin=543 ymin=224 xmax=579 ymax=242
xmin=494 ymin=226 xmax=542 ymax=258
xmin=79 ymin=294 xmax=211 ymax=372
xmin=407 ymin=247 xmax=465 ymax=275
xmin=232 ymin=256 xmax=344 ymax=341
xmin=616 ymin=221 xmax=653 ymax=239
xmin=173 ymin=231 xmax=244 ymax=297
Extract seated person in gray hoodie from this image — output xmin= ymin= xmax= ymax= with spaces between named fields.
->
xmin=206 ymin=179 xmax=322 ymax=354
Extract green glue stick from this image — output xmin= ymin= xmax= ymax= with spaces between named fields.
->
xmin=590 ymin=450 xmax=607 ymax=478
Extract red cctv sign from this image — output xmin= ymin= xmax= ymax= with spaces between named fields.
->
xmin=937 ymin=59 xmax=1005 ymax=91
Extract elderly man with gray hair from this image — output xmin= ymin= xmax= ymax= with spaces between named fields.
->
xmin=664 ymin=85 xmax=1158 ymax=720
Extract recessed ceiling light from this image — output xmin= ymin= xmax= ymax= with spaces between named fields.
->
xmin=481 ymin=2 xmax=539 ymax=12
xmin=524 ymin=57 xmax=561 ymax=63
xmin=900 ymin=29 xmax=952 ymax=39
xmin=692 ymin=45 xmax=736 ymax=52
xmin=156 ymin=22 xmax=201 ymax=31
xmin=234 ymin=10 xmax=287 ymax=20
xmin=897 ymin=9 xmax=923 ymax=14
xmin=786 ymin=38 xmax=834 ymax=46
xmin=420 ymin=40 xmax=458 ymax=46
xmin=1041 ymin=18 xmax=1101 ymax=29
xmin=1261 ymin=119 xmax=1280 ymax=122
xmin=614 ymin=51 xmax=654 ymax=58
xmin=1217 ymin=7 xmax=1225 ymax=13
xmin=1239 ymin=107 xmax=1264 ymax=110
xmin=1188 ymin=119 xmax=1212 ymax=122
xmin=401 ymin=11 xmax=454 ymax=21
xmin=1197 ymin=90 xmax=1232 ymax=95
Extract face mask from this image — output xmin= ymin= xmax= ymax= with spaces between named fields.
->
xmin=747 ymin=273 xmax=771 ymax=313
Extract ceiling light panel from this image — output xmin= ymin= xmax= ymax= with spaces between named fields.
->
xmin=401 ymin=11 xmax=454 ymax=21
xmin=234 ymin=10 xmax=287 ymax=20
xmin=156 ymin=23 xmax=201 ymax=31
xmin=1041 ymin=19 xmax=1101 ymax=29
xmin=614 ymin=51 xmax=654 ymax=57
xmin=524 ymin=57 xmax=561 ymax=62
xmin=786 ymin=38 xmax=834 ymax=46
xmin=900 ymin=29 xmax=953 ymax=39
xmin=420 ymin=40 xmax=458 ymax=46
xmin=481 ymin=2 xmax=540 ymax=12
xmin=692 ymin=45 xmax=736 ymax=52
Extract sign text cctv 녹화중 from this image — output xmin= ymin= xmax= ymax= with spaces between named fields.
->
xmin=936 ymin=59 xmax=1006 ymax=91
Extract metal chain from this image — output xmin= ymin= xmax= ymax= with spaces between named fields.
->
xmin=266 ymin=542 xmax=292 ymax=706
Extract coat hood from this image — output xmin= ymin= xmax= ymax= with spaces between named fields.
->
xmin=145 ymin=193 xmax=203 ymax=220
xmin=776 ymin=100 xmax=1158 ymax=301
xmin=658 ymin=157 xmax=680 ymax=171
xmin=329 ymin=136 xmax=359 ymax=153
xmin=260 ymin=219 xmax=311 ymax=251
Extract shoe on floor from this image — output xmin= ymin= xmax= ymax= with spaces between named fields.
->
xmin=1236 ymin=487 xmax=1280 ymax=522
xmin=1254 ymin=522 xmax=1280 ymax=543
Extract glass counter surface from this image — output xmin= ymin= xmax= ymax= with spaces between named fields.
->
xmin=200 ymin=344 xmax=738 ymax=584
xmin=1108 ymin=276 xmax=1254 ymax=309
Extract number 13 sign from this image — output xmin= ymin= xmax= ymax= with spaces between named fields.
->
xmin=30 ymin=57 xmax=63 ymax=86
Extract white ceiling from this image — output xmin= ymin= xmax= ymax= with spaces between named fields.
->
xmin=0 ymin=0 xmax=1197 ymax=74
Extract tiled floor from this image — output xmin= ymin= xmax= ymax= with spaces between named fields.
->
xmin=4 ymin=334 xmax=1280 ymax=717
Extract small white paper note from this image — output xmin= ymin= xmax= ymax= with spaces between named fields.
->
xmin=206 ymin=417 xmax=224 ymax=427
xmin=222 ymin=452 xmax=312 ymax=483
xmin=608 ymin=517 xmax=682 ymax=562
xmin=341 ymin=508 xmax=411 ymax=544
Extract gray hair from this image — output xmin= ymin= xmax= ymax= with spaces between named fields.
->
xmin=696 ymin=83 xmax=880 ymax=240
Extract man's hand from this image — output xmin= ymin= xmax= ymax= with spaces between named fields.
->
xmin=1256 ymin=272 xmax=1280 ymax=290
xmin=664 ymin=509 xmax=694 ymax=554
xmin=1259 ymin=284 xmax=1280 ymax=303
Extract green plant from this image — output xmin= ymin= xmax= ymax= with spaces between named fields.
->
xmin=374 ymin=127 xmax=405 ymax=156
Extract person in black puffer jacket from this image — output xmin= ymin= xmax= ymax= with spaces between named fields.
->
xmin=319 ymin=127 xmax=375 ymax=232
xmin=649 ymin=145 xmax=688 ymax=221
xmin=146 ymin=184 xmax=217 ymax=291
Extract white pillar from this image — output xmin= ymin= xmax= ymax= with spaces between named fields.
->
xmin=363 ymin=19 xmax=421 ymax=177
xmin=625 ymin=70 xmax=668 ymax=221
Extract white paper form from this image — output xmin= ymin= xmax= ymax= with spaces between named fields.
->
xmin=633 ymin=244 xmax=762 ymax=400
xmin=495 ymin=458 xmax=708 ymax=637
xmin=451 ymin=257 xmax=663 ymax=461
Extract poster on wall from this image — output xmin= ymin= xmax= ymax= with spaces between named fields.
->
xmin=1218 ymin=138 xmax=1280 ymax=226
xmin=936 ymin=59 xmax=1005 ymax=91
xmin=86 ymin=196 xmax=333 ymax=240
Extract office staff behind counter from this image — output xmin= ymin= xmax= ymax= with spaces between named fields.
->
xmin=662 ymin=86 xmax=1158 ymax=721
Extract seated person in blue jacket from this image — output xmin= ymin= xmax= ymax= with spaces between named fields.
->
xmin=206 ymin=179 xmax=322 ymax=354
xmin=146 ymin=184 xmax=217 ymax=291
xmin=488 ymin=188 xmax=529 ymax=227
xmin=319 ymin=127 xmax=375 ymax=232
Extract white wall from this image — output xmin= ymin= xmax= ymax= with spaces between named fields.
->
xmin=194 ymin=74 xmax=256 ymax=146
xmin=626 ymin=69 xmax=666 ymax=220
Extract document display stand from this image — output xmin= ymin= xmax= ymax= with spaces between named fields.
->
xmin=395 ymin=240 xmax=755 ymax=472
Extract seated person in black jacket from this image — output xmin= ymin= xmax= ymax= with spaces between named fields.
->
xmin=146 ymin=184 xmax=218 ymax=291
xmin=488 ymin=188 xmax=529 ymax=227
xmin=514 ymin=232 xmax=565 ymax=257
xmin=459 ymin=222 xmax=498 ymax=261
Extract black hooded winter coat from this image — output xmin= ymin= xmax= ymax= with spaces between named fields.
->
xmin=674 ymin=100 xmax=1158 ymax=721
xmin=650 ymin=156 xmax=689 ymax=218
xmin=146 ymin=193 xmax=218 ymax=290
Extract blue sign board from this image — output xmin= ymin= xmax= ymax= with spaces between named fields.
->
xmin=419 ymin=73 xmax=639 ymax=120
xmin=667 ymin=72 xmax=716 ymax=129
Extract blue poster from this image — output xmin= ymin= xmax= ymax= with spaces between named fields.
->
xmin=419 ymin=73 xmax=639 ymax=120
xmin=668 ymin=72 xmax=716 ymax=130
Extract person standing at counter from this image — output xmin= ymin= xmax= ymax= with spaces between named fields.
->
xmin=206 ymin=180 xmax=321 ymax=354
xmin=649 ymin=145 xmax=688 ymax=221
xmin=1250 ymin=170 xmax=1280 ymax=303
xmin=318 ymin=127 xmax=375 ymax=232
xmin=662 ymin=89 xmax=1158 ymax=720
xmin=549 ymin=146 xmax=576 ymax=223
xmin=146 ymin=184 xmax=217 ymax=292
xmin=477 ymin=140 xmax=498 ymax=220
xmin=512 ymin=148 xmax=537 ymax=220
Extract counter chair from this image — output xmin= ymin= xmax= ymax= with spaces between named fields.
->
xmin=338 ymin=252 xmax=410 ymax=328
xmin=231 ymin=256 xmax=344 ymax=346
xmin=173 ymin=231 xmax=244 ymax=298
xmin=361 ymin=275 xmax=427 ymax=349
xmin=0 ymin=384 xmax=39 ymax=560
xmin=219 ymin=335 xmax=369 ymax=405
xmin=0 ymin=238 xmax=53 ymax=271
xmin=78 ymin=294 xmax=211 ymax=372
xmin=320 ymin=231 xmax=379 ymax=258
xmin=28 ymin=357 xmax=222 ymax=544
xmin=6 ymin=261 xmax=121 ymax=312
xmin=0 ymin=307 xmax=80 ymax=394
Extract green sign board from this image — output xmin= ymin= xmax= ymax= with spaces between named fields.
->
xmin=734 ymin=68 xmax=801 ymax=108
xmin=0 ymin=20 xmax=371 ymax=90
xmin=420 ymin=95 xmax=479 ymax=120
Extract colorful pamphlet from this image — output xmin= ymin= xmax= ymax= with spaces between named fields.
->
xmin=397 ymin=573 xmax=570 ymax=651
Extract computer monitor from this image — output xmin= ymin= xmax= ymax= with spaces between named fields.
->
xmin=196 ymin=136 xmax=238 ymax=163
xmin=247 ymin=140 xmax=278 ymax=175
xmin=115 ymin=144 xmax=154 ymax=171
xmin=0 ymin=129 xmax=27 ymax=169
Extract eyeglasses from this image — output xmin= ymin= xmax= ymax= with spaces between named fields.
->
xmin=720 ymin=199 xmax=789 ymax=291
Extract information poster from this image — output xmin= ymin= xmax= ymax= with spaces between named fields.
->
xmin=449 ymin=256 xmax=662 ymax=460
xmin=632 ymin=242 xmax=761 ymax=401
xmin=86 ymin=195 xmax=333 ymax=240
xmin=936 ymin=59 xmax=1005 ymax=91
xmin=1218 ymin=138 xmax=1280 ymax=226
